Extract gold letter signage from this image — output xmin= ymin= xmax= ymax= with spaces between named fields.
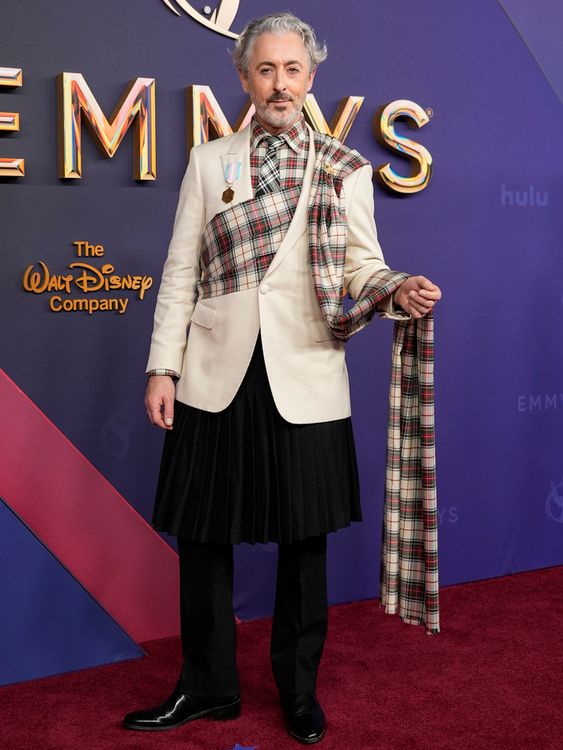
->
xmin=187 ymin=84 xmax=253 ymax=149
xmin=57 ymin=73 xmax=156 ymax=180
xmin=1 ymin=67 xmax=433 ymax=193
xmin=303 ymin=94 xmax=364 ymax=143
xmin=376 ymin=99 xmax=432 ymax=194
xmin=0 ymin=67 xmax=25 ymax=177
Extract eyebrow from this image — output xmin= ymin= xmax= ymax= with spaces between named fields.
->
xmin=256 ymin=60 xmax=304 ymax=68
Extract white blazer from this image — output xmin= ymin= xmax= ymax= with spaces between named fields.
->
xmin=146 ymin=124 xmax=402 ymax=424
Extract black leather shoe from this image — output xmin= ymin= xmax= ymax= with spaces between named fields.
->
xmin=281 ymin=693 xmax=326 ymax=744
xmin=122 ymin=691 xmax=241 ymax=731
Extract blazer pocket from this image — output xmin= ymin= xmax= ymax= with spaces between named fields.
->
xmin=311 ymin=320 xmax=334 ymax=342
xmin=190 ymin=301 xmax=216 ymax=330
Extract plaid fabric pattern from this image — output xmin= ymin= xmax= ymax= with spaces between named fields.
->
xmin=198 ymin=186 xmax=301 ymax=299
xmin=307 ymin=133 xmax=409 ymax=341
xmin=250 ymin=117 xmax=309 ymax=191
xmin=254 ymin=136 xmax=284 ymax=196
xmin=146 ymin=368 xmax=179 ymax=378
xmin=380 ymin=313 xmax=439 ymax=634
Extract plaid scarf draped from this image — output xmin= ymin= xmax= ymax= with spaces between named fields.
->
xmin=197 ymin=131 xmax=439 ymax=634
xmin=307 ymin=134 xmax=409 ymax=341
xmin=306 ymin=135 xmax=440 ymax=633
xmin=381 ymin=313 xmax=440 ymax=634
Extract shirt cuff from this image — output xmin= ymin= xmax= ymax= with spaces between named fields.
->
xmin=377 ymin=290 xmax=411 ymax=320
xmin=146 ymin=368 xmax=180 ymax=379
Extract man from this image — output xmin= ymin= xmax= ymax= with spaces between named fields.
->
xmin=123 ymin=11 xmax=441 ymax=744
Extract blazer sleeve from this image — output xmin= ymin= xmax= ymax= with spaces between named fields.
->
xmin=342 ymin=163 xmax=409 ymax=320
xmin=146 ymin=147 xmax=206 ymax=374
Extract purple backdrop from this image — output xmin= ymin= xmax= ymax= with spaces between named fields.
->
xmin=1 ymin=0 xmax=562 ymax=684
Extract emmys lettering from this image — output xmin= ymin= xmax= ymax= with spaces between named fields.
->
xmin=0 ymin=67 xmax=432 ymax=193
xmin=22 ymin=241 xmax=153 ymax=316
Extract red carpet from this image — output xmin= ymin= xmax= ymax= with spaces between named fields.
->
xmin=3 ymin=566 xmax=562 ymax=750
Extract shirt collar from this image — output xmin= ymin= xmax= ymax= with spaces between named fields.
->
xmin=250 ymin=114 xmax=308 ymax=157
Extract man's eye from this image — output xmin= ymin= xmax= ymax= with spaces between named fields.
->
xmin=259 ymin=68 xmax=272 ymax=75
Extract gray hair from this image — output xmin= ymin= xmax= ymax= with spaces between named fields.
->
xmin=232 ymin=12 xmax=328 ymax=73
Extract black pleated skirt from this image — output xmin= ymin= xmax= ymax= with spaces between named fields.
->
xmin=152 ymin=333 xmax=362 ymax=544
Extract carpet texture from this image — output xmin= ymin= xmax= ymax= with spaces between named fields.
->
xmin=2 ymin=566 xmax=562 ymax=750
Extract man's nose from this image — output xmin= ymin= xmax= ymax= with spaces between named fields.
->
xmin=273 ymin=69 xmax=286 ymax=91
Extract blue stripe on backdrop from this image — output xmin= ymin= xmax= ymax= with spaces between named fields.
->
xmin=0 ymin=499 xmax=142 ymax=687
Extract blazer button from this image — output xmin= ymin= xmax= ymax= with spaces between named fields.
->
xmin=260 ymin=284 xmax=270 ymax=294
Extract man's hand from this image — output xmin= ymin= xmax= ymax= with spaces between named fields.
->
xmin=145 ymin=375 xmax=176 ymax=430
xmin=394 ymin=275 xmax=442 ymax=318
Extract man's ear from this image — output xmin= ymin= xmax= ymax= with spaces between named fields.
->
xmin=306 ymin=66 xmax=317 ymax=92
xmin=238 ymin=67 xmax=249 ymax=93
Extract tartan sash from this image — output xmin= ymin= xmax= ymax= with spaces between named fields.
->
xmin=198 ymin=186 xmax=301 ymax=300
xmin=306 ymin=136 xmax=440 ymax=633
xmin=381 ymin=313 xmax=440 ymax=634
xmin=307 ymin=134 xmax=409 ymax=341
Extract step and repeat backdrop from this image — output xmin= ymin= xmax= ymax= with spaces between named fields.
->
xmin=1 ymin=0 xmax=562 ymax=684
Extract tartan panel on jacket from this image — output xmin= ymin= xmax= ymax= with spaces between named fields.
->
xmin=380 ymin=313 xmax=440 ymax=634
xmin=197 ymin=186 xmax=301 ymax=299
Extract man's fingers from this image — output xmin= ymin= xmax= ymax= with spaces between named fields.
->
xmin=146 ymin=397 xmax=166 ymax=427
xmin=396 ymin=276 xmax=441 ymax=318
xmin=145 ymin=376 xmax=176 ymax=430
xmin=418 ymin=287 xmax=441 ymax=300
xmin=403 ymin=289 xmax=435 ymax=318
xmin=145 ymin=400 xmax=172 ymax=430
xmin=409 ymin=290 xmax=434 ymax=309
xmin=162 ymin=394 xmax=175 ymax=428
xmin=413 ymin=275 xmax=436 ymax=290
xmin=408 ymin=302 xmax=427 ymax=317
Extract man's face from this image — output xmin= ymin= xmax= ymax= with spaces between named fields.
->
xmin=238 ymin=32 xmax=316 ymax=134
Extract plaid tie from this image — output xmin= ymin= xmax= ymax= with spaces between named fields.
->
xmin=255 ymin=135 xmax=284 ymax=197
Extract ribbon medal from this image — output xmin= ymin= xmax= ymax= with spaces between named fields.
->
xmin=221 ymin=152 xmax=241 ymax=204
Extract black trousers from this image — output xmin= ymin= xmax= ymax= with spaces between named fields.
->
xmin=175 ymin=535 xmax=328 ymax=697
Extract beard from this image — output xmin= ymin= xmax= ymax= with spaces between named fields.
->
xmin=254 ymin=94 xmax=305 ymax=131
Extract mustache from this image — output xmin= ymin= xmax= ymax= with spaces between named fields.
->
xmin=268 ymin=94 xmax=293 ymax=103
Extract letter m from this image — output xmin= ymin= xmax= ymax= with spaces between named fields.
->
xmin=529 ymin=395 xmax=541 ymax=410
xmin=545 ymin=394 xmax=557 ymax=410
xmin=57 ymin=72 xmax=156 ymax=180
xmin=187 ymin=85 xmax=254 ymax=151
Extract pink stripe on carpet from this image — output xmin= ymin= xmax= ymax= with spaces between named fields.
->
xmin=0 ymin=369 xmax=179 ymax=643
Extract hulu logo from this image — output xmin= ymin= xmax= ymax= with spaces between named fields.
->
xmin=500 ymin=184 xmax=548 ymax=207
